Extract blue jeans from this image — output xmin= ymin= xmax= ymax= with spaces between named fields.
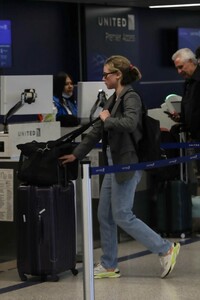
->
xmin=98 ymin=148 xmax=172 ymax=269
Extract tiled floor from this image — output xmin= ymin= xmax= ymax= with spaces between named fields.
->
xmin=0 ymin=236 xmax=200 ymax=300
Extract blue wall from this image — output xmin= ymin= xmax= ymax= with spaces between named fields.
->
xmin=137 ymin=8 xmax=200 ymax=108
xmin=0 ymin=1 xmax=80 ymax=83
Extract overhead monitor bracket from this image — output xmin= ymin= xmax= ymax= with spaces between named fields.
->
xmin=3 ymin=88 xmax=37 ymax=133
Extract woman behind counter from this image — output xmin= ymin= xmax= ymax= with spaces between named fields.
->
xmin=53 ymin=72 xmax=79 ymax=127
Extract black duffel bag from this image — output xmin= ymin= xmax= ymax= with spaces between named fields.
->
xmin=17 ymin=140 xmax=78 ymax=186
xmin=17 ymin=117 xmax=100 ymax=186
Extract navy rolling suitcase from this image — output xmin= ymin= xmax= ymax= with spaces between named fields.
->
xmin=156 ymin=130 xmax=192 ymax=237
xmin=156 ymin=180 xmax=192 ymax=237
xmin=17 ymin=182 xmax=78 ymax=281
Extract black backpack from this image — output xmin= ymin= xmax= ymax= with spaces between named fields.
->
xmin=122 ymin=90 xmax=162 ymax=163
xmin=136 ymin=103 xmax=161 ymax=163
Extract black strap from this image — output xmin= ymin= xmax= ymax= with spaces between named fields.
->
xmin=120 ymin=88 xmax=145 ymax=152
xmin=49 ymin=116 xmax=100 ymax=148
xmin=122 ymin=88 xmax=147 ymax=113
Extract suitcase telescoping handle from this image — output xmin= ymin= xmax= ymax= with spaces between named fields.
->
xmin=57 ymin=163 xmax=69 ymax=187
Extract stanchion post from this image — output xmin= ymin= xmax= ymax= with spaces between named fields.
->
xmin=80 ymin=160 xmax=95 ymax=300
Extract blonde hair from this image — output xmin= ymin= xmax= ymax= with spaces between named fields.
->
xmin=104 ymin=55 xmax=142 ymax=84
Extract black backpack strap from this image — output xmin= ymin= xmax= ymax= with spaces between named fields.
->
xmin=120 ymin=88 xmax=145 ymax=153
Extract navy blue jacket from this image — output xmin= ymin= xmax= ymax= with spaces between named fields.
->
xmin=53 ymin=95 xmax=77 ymax=118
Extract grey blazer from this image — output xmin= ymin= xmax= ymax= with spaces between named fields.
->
xmin=73 ymin=84 xmax=143 ymax=183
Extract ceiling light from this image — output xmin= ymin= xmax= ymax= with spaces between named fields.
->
xmin=149 ymin=3 xmax=200 ymax=8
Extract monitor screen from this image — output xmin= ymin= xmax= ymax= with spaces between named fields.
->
xmin=0 ymin=75 xmax=53 ymax=115
xmin=160 ymin=29 xmax=178 ymax=66
xmin=0 ymin=20 xmax=12 ymax=68
xmin=77 ymin=81 xmax=114 ymax=124
xmin=178 ymin=27 xmax=200 ymax=53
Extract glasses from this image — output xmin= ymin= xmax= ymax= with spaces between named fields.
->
xmin=102 ymin=71 xmax=117 ymax=79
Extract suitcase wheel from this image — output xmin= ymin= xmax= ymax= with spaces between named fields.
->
xmin=19 ymin=272 xmax=27 ymax=282
xmin=41 ymin=274 xmax=47 ymax=282
xmin=51 ymin=274 xmax=59 ymax=282
xmin=71 ymin=268 xmax=78 ymax=276
xmin=21 ymin=274 xmax=27 ymax=281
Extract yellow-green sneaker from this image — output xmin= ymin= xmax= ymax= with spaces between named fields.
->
xmin=160 ymin=242 xmax=180 ymax=278
xmin=94 ymin=263 xmax=121 ymax=279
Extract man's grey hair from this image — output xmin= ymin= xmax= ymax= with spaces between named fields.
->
xmin=172 ymin=48 xmax=197 ymax=64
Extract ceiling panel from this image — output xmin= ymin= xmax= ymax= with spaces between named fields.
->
xmin=35 ymin=0 xmax=200 ymax=10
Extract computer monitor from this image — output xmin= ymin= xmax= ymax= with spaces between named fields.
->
xmin=178 ymin=27 xmax=200 ymax=53
xmin=0 ymin=20 xmax=12 ymax=68
xmin=77 ymin=81 xmax=114 ymax=124
xmin=0 ymin=75 xmax=53 ymax=115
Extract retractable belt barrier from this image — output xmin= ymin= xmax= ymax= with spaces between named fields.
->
xmin=80 ymin=141 xmax=200 ymax=300
xmin=90 ymin=142 xmax=200 ymax=176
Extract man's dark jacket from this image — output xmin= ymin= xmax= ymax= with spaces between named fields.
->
xmin=181 ymin=65 xmax=200 ymax=140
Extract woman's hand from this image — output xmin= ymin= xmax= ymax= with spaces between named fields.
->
xmin=170 ymin=112 xmax=181 ymax=122
xmin=59 ymin=154 xmax=76 ymax=165
xmin=99 ymin=110 xmax=110 ymax=122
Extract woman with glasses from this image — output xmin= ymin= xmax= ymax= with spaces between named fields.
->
xmin=60 ymin=55 xmax=180 ymax=279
